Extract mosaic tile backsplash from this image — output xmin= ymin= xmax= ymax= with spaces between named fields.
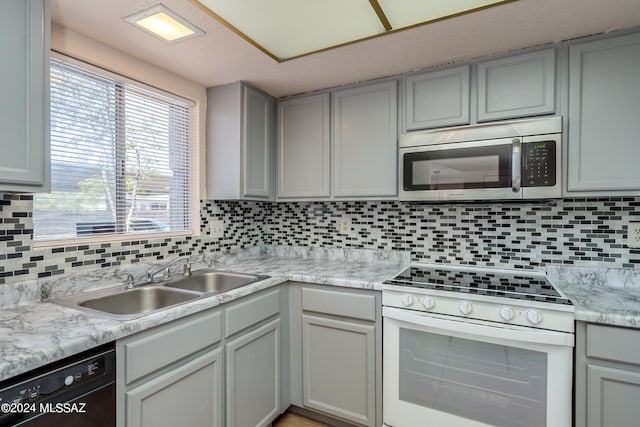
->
xmin=0 ymin=194 xmax=638 ymax=286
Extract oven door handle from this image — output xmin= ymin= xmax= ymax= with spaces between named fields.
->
xmin=383 ymin=307 xmax=574 ymax=347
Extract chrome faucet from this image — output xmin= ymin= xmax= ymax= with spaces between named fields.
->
xmin=129 ymin=256 xmax=192 ymax=287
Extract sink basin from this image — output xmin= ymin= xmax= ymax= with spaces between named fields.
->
xmin=164 ymin=270 xmax=269 ymax=294
xmin=51 ymin=285 xmax=203 ymax=320
xmin=50 ymin=269 xmax=269 ymax=320
xmin=79 ymin=287 xmax=200 ymax=316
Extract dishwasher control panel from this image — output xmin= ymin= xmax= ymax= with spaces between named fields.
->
xmin=0 ymin=343 xmax=115 ymax=425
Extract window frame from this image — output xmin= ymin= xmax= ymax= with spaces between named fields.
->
xmin=33 ymin=53 xmax=200 ymax=249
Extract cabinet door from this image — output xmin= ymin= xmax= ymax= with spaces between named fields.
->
xmin=226 ymin=318 xmax=281 ymax=427
xmin=586 ymin=364 xmax=640 ymax=427
xmin=277 ymin=93 xmax=331 ymax=198
xmin=477 ymin=48 xmax=555 ymax=122
xmin=302 ymin=314 xmax=375 ymax=427
xmin=332 ymin=81 xmax=397 ymax=197
xmin=404 ymin=65 xmax=470 ymax=130
xmin=0 ymin=0 xmax=49 ymax=192
xmin=243 ymin=86 xmax=274 ymax=198
xmin=567 ymin=33 xmax=640 ymax=193
xmin=126 ymin=348 xmax=223 ymax=427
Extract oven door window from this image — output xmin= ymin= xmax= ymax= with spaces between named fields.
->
xmin=403 ymin=144 xmax=512 ymax=191
xmin=399 ymin=328 xmax=547 ymax=427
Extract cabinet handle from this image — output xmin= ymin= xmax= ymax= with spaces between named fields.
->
xmin=512 ymin=138 xmax=522 ymax=193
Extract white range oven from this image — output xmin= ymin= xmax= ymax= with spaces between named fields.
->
xmin=382 ymin=264 xmax=574 ymax=427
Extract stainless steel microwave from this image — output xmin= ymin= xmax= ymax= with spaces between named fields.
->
xmin=399 ymin=116 xmax=562 ymax=201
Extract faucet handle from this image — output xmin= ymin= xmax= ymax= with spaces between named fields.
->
xmin=119 ymin=273 xmax=135 ymax=287
xmin=183 ymin=262 xmax=192 ymax=277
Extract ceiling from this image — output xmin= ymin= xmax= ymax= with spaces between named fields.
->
xmin=51 ymin=0 xmax=640 ymax=98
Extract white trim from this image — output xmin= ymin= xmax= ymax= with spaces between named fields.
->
xmin=50 ymin=51 xmax=194 ymax=107
xmin=32 ymin=231 xmax=195 ymax=250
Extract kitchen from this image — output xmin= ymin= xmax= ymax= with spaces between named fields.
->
xmin=1 ymin=0 xmax=640 ymax=426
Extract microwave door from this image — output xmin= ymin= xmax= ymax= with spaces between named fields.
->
xmin=401 ymin=138 xmax=522 ymax=201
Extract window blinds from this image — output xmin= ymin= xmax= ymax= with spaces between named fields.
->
xmin=33 ymin=58 xmax=193 ymax=241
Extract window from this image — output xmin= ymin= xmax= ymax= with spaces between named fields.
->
xmin=33 ymin=57 xmax=195 ymax=243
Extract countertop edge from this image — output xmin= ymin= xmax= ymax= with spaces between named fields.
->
xmin=0 ymin=268 xmax=395 ymax=382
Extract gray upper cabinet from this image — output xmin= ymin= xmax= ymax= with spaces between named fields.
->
xmin=566 ymin=32 xmax=640 ymax=195
xmin=0 ymin=0 xmax=50 ymax=192
xmin=243 ymin=86 xmax=276 ymax=198
xmin=277 ymin=93 xmax=331 ymax=199
xmin=404 ymin=65 xmax=470 ymax=130
xmin=206 ymin=82 xmax=275 ymax=200
xmin=575 ymin=322 xmax=640 ymax=427
xmin=477 ymin=48 xmax=556 ymax=122
xmin=332 ymin=80 xmax=398 ymax=198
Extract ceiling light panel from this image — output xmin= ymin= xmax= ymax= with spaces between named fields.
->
xmin=125 ymin=4 xmax=205 ymax=43
xmin=377 ymin=0 xmax=513 ymax=29
xmin=196 ymin=0 xmax=385 ymax=60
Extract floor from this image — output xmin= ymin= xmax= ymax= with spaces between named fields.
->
xmin=273 ymin=413 xmax=331 ymax=426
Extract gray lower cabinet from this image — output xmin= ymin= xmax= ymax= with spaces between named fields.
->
xmin=289 ymin=283 xmax=381 ymax=427
xmin=575 ymin=322 xmax=640 ymax=427
xmin=477 ymin=48 xmax=556 ymax=122
xmin=224 ymin=287 xmax=286 ymax=427
xmin=226 ymin=319 xmax=281 ymax=427
xmin=125 ymin=349 xmax=222 ymax=427
xmin=404 ymin=64 xmax=470 ymax=130
xmin=567 ymin=32 xmax=640 ymax=195
xmin=117 ymin=286 xmax=288 ymax=427
xmin=117 ymin=308 xmax=224 ymax=427
xmin=0 ymin=0 xmax=50 ymax=192
xmin=301 ymin=314 xmax=375 ymax=426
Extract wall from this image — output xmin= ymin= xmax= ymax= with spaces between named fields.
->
xmin=0 ymin=195 xmax=267 ymax=285
xmin=51 ymin=23 xmax=207 ymax=215
xmin=0 ymin=196 xmax=637 ymax=287
xmin=264 ymin=198 xmax=640 ymax=271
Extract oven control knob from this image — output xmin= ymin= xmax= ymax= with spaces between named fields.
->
xmin=498 ymin=306 xmax=515 ymax=321
xmin=458 ymin=301 xmax=473 ymax=315
xmin=401 ymin=294 xmax=414 ymax=306
xmin=421 ymin=296 xmax=435 ymax=310
xmin=526 ymin=309 xmax=543 ymax=325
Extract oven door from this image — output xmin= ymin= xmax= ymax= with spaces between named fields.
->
xmin=399 ymin=138 xmax=521 ymax=201
xmin=382 ymin=307 xmax=573 ymax=427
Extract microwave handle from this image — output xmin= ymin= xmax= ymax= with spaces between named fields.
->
xmin=511 ymin=138 xmax=522 ymax=192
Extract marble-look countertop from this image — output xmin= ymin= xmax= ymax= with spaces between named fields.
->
xmin=547 ymin=265 xmax=640 ymax=328
xmin=0 ymin=246 xmax=409 ymax=382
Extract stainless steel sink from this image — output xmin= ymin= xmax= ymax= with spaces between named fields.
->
xmin=50 ymin=269 xmax=269 ymax=320
xmin=79 ymin=286 xmax=200 ymax=315
xmin=164 ymin=269 xmax=269 ymax=294
xmin=51 ymin=285 xmax=203 ymax=320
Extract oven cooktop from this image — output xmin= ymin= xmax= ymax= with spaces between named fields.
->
xmin=384 ymin=266 xmax=572 ymax=306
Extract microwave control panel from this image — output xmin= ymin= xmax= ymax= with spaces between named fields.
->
xmin=522 ymin=141 xmax=556 ymax=187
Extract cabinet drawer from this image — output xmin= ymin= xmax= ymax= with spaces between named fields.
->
xmin=302 ymin=287 xmax=376 ymax=322
xmin=122 ymin=309 xmax=222 ymax=384
xmin=586 ymin=324 xmax=640 ymax=365
xmin=225 ymin=288 xmax=280 ymax=337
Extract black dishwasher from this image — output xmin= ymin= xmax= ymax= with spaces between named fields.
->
xmin=0 ymin=343 xmax=115 ymax=427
